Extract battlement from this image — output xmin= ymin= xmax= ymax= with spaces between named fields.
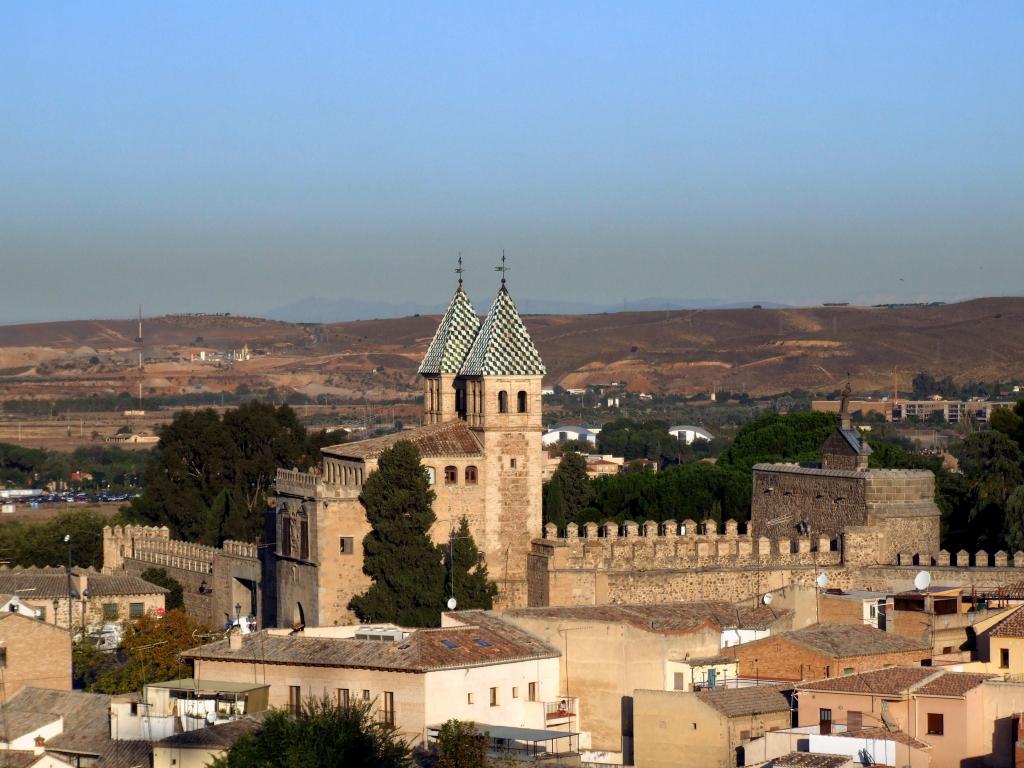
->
xmin=275 ymin=468 xmax=362 ymax=501
xmin=537 ymin=518 xmax=841 ymax=571
xmin=103 ymin=525 xmax=257 ymax=575
xmin=894 ymin=549 xmax=1024 ymax=568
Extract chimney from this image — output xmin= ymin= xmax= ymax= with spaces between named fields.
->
xmin=72 ymin=571 xmax=88 ymax=598
xmin=228 ymin=629 xmax=243 ymax=651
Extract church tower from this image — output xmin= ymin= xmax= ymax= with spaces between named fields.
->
xmin=456 ymin=272 xmax=546 ymax=607
xmin=418 ymin=275 xmax=480 ymax=425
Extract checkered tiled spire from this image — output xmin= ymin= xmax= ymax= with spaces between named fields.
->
xmin=458 ymin=285 xmax=546 ymax=377
xmin=418 ymin=285 xmax=481 ymax=375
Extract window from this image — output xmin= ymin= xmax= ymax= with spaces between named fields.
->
xmin=338 ymin=689 xmax=350 ymax=707
xmin=37 ymin=606 xmax=46 ymax=622
xmin=0 ymin=648 xmax=6 ymax=669
xmin=674 ymin=672 xmax=685 ymax=690
xmin=510 ymin=458 xmax=517 ymax=469
xmin=289 ymin=686 xmax=301 ymax=715
xmin=281 ymin=517 xmax=292 ymax=557
xmin=362 ymin=690 xmax=370 ymax=701
xmin=130 ymin=702 xmax=138 ymax=716
xmin=465 ymin=466 xmax=478 ymax=484
xmin=842 ymin=667 xmax=854 ymax=675
xmin=383 ymin=691 xmax=395 ymax=725
xmin=103 ymin=603 xmax=119 ymax=621
xmin=819 ymin=708 xmax=832 ymax=736
xmin=517 ymin=390 xmax=528 ymax=413
xmin=927 ymin=713 xmax=944 ymax=735
xmin=527 ymin=682 xmax=536 ymax=702
xmin=490 ymin=687 xmax=498 ymax=706
xmin=425 ymin=467 xmax=436 ymax=485
xmin=340 ymin=536 xmax=354 ymax=555
xmin=1001 ymin=648 xmax=1010 ymax=668
xmin=467 ymin=693 xmax=474 ymax=705
xmin=942 ymin=646 xmax=953 ymax=655
xmin=129 ymin=603 xmax=144 ymax=620
xmin=444 ymin=466 xmax=458 ymax=485
xmin=512 ymin=687 xmax=519 ymax=699
xmin=299 ymin=519 xmax=309 ymax=560
xmin=498 ymin=391 xmax=508 ymax=413
xmin=739 ymin=730 xmax=750 ymax=741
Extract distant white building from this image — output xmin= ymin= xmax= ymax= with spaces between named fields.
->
xmin=668 ymin=425 xmax=714 ymax=444
xmin=542 ymin=425 xmax=601 ymax=447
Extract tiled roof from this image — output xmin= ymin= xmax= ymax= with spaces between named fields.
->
xmin=798 ymin=667 xmax=936 ymax=696
xmin=837 ymin=427 xmax=872 ymax=455
xmin=989 ymin=605 xmax=1024 ymax=638
xmin=505 ymin=602 xmax=791 ymax=634
xmin=184 ymin=611 xmax=558 ymax=672
xmin=459 ymin=286 xmax=545 ymax=377
xmin=772 ymin=753 xmax=851 ymax=768
xmin=913 ymin=671 xmax=995 ymax=697
xmin=158 ymin=718 xmax=261 ymax=749
xmin=418 ymin=285 xmax=481 ymax=375
xmin=697 ymin=686 xmax=790 ymax=718
xmin=0 ymin=752 xmax=51 ymax=768
xmin=0 ymin=568 xmax=167 ymax=599
xmin=4 ymin=688 xmax=113 ymax=756
xmin=772 ymin=624 xmax=929 ymax=659
xmin=322 ymin=421 xmax=483 ymax=461
xmin=96 ymin=740 xmax=152 ymax=768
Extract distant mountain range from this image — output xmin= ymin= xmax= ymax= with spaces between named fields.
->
xmin=266 ymin=296 xmax=789 ymax=323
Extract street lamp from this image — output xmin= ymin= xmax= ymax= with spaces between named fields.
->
xmin=64 ymin=534 xmax=72 ymax=632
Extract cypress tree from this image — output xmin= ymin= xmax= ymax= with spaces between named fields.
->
xmin=553 ymin=450 xmax=593 ymax=525
xmin=444 ymin=517 xmax=498 ymax=610
xmin=348 ymin=441 xmax=446 ymax=627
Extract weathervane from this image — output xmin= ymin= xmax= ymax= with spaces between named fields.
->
xmin=495 ymin=250 xmax=509 ymax=286
xmin=455 ymin=253 xmax=464 ymax=286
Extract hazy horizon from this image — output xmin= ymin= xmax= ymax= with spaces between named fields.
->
xmin=2 ymin=3 xmax=1022 ymax=324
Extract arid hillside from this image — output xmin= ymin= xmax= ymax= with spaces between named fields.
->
xmin=0 ymin=298 xmax=1022 ymax=400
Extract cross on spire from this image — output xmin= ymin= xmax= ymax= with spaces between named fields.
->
xmin=495 ymin=250 xmax=509 ymax=286
xmin=455 ymin=253 xmax=464 ymax=286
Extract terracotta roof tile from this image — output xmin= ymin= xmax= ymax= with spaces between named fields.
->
xmin=838 ymin=727 xmax=931 ymax=750
xmin=771 ymin=624 xmax=929 ymax=659
xmin=696 ymin=686 xmax=790 ymax=718
xmin=184 ymin=611 xmax=557 ymax=672
xmin=989 ymin=605 xmax=1024 ymax=638
xmin=157 ymin=718 xmax=261 ymax=749
xmin=772 ymin=753 xmax=851 ymax=768
xmin=0 ymin=568 xmax=167 ymax=599
xmin=913 ymin=671 xmax=995 ymax=697
xmin=798 ymin=667 xmax=936 ymax=695
xmin=323 ymin=421 xmax=483 ymax=461
xmin=96 ymin=740 xmax=152 ymax=768
xmin=505 ymin=602 xmax=792 ymax=634
xmin=4 ymin=688 xmax=113 ymax=756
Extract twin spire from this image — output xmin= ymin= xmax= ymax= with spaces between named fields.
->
xmin=418 ymin=257 xmax=546 ymax=377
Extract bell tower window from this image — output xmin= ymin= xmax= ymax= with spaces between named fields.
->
xmin=517 ymin=390 xmax=528 ymax=413
xmin=498 ymin=391 xmax=508 ymax=413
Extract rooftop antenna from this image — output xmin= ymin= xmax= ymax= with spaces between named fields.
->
xmin=495 ymin=251 xmax=509 ymax=286
xmin=455 ymin=254 xmax=464 ymax=286
xmin=136 ymin=304 xmax=144 ymax=370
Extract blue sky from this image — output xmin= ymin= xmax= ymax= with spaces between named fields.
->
xmin=1 ymin=3 xmax=1022 ymax=322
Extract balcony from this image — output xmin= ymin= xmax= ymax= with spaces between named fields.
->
xmin=544 ymin=697 xmax=577 ymax=726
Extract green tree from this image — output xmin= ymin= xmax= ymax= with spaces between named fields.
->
xmin=140 ymin=568 xmax=184 ymax=611
xmin=348 ymin=441 xmax=446 ymax=627
xmin=0 ymin=508 xmax=108 ymax=569
xmin=720 ymin=411 xmax=837 ymax=470
xmin=596 ymin=418 xmax=683 ymax=464
xmin=956 ymin=431 xmax=1024 ymax=550
xmin=1006 ymin=486 xmax=1024 ymax=555
xmin=991 ymin=402 xmax=1024 ymax=448
xmin=88 ymin=609 xmax=208 ymax=694
xmin=444 ymin=518 xmax=498 ymax=611
xmin=542 ymin=479 xmax=566 ymax=529
xmin=550 ymin=451 xmax=593 ymax=525
xmin=434 ymin=719 xmax=487 ymax=768
xmin=209 ymin=695 xmax=411 ymax=768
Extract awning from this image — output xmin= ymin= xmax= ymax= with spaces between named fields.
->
xmin=427 ymin=724 xmax=578 ymax=743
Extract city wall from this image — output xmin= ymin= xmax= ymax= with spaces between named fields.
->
xmin=103 ymin=525 xmax=261 ymax=629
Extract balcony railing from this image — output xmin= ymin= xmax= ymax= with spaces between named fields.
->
xmin=544 ymin=697 xmax=577 ymax=723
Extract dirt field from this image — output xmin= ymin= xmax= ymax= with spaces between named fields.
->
xmin=0 ymin=502 xmax=124 ymax=525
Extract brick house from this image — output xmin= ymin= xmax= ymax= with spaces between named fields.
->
xmin=0 ymin=611 xmax=72 ymax=696
xmin=797 ymin=667 xmax=1024 ymax=768
xmin=633 ymin=686 xmax=792 ymax=768
xmin=730 ymin=623 xmax=930 ymax=682
xmin=0 ymin=567 xmax=167 ymax=633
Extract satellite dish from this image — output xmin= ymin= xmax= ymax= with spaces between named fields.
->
xmin=762 ymin=592 xmax=774 ymax=606
xmin=914 ymin=571 xmax=932 ymax=591
xmin=446 ymin=597 xmax=457 ymax=611
xmin=816 ymin=573 xmax=829 ymax=589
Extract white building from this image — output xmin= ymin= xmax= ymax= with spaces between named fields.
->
xmin=542 ymin=425 xmax=601 ymax=447
xmin=668 ymin=425 xmax=714 ymax=444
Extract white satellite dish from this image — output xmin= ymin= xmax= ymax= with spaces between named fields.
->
xmin=762 ymin=592 xmax=774 ymax=606
xmin=914 ymin=571 xmax=932 ymax=591
xmin=446 ymin=597 xmax=457 ymax=611
xmin=816 ymin=573 xmax=830 ymax=589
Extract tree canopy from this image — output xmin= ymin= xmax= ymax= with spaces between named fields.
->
xmin=140 ymin=567 xmax=184 ymax=611
xmin=209 ymin=695 xmax=411 ymax=768
xmin=127 ymin=401 xmax=328 ymax=544
xmin=0 ymin=507 xmax=110 ymax=569
xmin=596 ymin=418 xmax=684 ymax=464
xmin=348 ymin=441 xmax=446 ymax=627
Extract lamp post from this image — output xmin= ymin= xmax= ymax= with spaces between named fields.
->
xmin=64 ymin=534 xmax=72 ymax=632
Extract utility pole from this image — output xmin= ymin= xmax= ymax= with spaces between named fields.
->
xmin=64 ymin=535 xmax=72 ymax=633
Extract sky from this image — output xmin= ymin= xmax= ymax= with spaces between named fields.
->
xmin=1 ymin=2 xmax=1023 ymax=323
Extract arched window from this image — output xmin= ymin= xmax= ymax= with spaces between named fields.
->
xmin=517 ymin=390 xmax=528 ymax=413
xmin=444 ymin=466 xmax=458 ymax=485
xmin=425 ymin=466 xmax=436 ymax=485
xmin=498 ymin=391 xmax=508 ymax=413
xmin=465 ymin=466 xmax=478 ymax=484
